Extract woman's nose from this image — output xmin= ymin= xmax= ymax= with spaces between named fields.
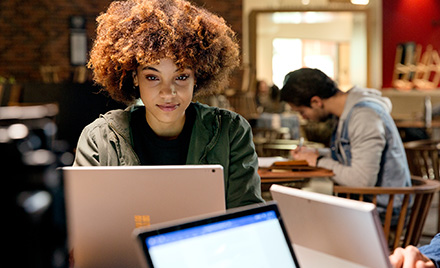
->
xmin=160 ymin=84 xmax=177 ymax=97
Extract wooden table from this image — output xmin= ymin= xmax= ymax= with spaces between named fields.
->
xmin=394 ymin=120 xmax=440 ymax=128
xmin=394 ymin=120 xmax=440 ymax=139
xmin=258 ymin=166 xmax=334 ymax=193
xmin=259 ymin=167 xmax=334 ymax=184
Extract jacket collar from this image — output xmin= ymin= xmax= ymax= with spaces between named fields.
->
xmin=100 ymin=106 xmax=133 ymax=143
xmin=100 ymin=102 xmax=221 ymax=162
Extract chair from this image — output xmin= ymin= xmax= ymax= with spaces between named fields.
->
xmin=333 ymin=176 xmax=440 ymax=250
xmin=404 ymin=139 xmax=440 ymax=233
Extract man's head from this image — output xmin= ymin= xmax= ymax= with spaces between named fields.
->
xmin=280 ymin=68 xmax=340 ymax=121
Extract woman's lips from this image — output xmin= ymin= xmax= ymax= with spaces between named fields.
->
xmin=157 ymin=104 xmax=180 ymax=111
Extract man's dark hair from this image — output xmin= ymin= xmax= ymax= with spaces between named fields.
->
xmin=280 ymin=68 xmax=340 ymax=107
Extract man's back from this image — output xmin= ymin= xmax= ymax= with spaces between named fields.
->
xmin=317 ymin=87 xmax=411 ymax=212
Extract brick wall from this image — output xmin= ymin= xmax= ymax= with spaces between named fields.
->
xmin=0 ymin=0 xmax=243 ymax=90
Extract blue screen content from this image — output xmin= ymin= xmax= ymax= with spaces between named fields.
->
xmin=145 ymin=210 xmax=297 ymax=268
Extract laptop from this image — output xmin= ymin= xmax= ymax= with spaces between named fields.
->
xmin=63 ymin=165 xmax=225 ymax=268
xmin=270 ymin=184 xmax=392 ymax=268
xmin=132 ymin=202 xmax=300 ymax=268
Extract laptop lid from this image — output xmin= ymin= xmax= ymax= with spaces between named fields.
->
xmin=133 ymin=202 xmax=300 ymax=268
xmin=270 ymin=184 xmax=392 ymax=268
xmin=63 ymin=165 xmax=225 ymax=268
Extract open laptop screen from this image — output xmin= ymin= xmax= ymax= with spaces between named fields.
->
xmin=135 ymin=203 xmax=299 ymax=268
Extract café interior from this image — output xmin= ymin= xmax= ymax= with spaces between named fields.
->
xmin=2 ymin=0 xmax=440 ymax=267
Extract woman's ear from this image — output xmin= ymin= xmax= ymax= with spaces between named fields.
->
xmin=132 ymin=70 xmax=139 ymax=87
xmin=310 ymin=96 xmax=323 ymax=108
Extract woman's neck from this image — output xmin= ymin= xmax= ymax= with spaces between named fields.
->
xmin=145 ymin=113 xmax=186 ymax=139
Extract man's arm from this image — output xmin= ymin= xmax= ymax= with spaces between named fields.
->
xmin=317 ymin=108 xmax=386 ymax=186
xmin=418 ymin=234 xmax=440 ymax=267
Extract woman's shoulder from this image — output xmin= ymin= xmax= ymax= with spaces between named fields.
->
xmin=192 ymin=102 xmax=251 ymax=132
xmin=83 ymin=106 xmax=132 ymax=132
xmin=193 ymin=102 xmax=243 ymax=120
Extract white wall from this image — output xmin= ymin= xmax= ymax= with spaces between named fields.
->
xmin=243 ymin=0 xmax=382 ymax=89
xmin=256 ymin=12 xmax=359 ymax=87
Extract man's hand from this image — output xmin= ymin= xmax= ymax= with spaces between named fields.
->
xmin=389 ymin=246 xmax=435 ymax=268
xmin=291 ymin=147 xmax=319 ymax=167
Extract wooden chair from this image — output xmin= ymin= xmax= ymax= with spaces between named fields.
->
xmin=333 ymin=176 xmax=440 ymax=250
xmin=404 ymin=139 xmax=440 ymax=233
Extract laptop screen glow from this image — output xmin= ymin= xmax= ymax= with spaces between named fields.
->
xmin=145 ymin=210 xmax=298 ymax=268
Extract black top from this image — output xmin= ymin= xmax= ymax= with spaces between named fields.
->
xmin=130 ymin=104 xmax=196 ymax=165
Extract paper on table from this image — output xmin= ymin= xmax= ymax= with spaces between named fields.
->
xmin=258 ymin=157 xmax=289 ymax=168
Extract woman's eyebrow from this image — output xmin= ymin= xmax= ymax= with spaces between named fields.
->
xmin=141 ymin=66 xmax=184 ymax=73
xmin=141 ymin=66 xmax=159 ymax=72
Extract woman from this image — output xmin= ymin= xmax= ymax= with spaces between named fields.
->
xmin=73 ymin=0 xmax=264 ymax=209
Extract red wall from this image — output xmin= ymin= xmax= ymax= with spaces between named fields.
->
xmin=382 ymin=0 xmax=440 ymax=88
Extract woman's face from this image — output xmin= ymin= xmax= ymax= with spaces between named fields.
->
xmin=133 ymin=58 xmax=195 ymax=137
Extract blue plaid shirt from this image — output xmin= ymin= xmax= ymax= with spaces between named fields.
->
xmin=420 ymin=233 xmax=440 ymax=267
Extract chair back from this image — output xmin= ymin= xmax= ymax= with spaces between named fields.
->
xmin=333 ymin=176 xmax=440 ymax=250
xmin=404 ymin=139 xmax=440 ymax=180
xmin=404 ymin=139 xmax=440 ymax=233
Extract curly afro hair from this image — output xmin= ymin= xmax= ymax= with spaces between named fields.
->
xmin=88 ymin=0 xmax=240 ymax=105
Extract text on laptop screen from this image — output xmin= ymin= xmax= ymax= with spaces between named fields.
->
xmin=145 ymin=210 xmax=297 ymax=268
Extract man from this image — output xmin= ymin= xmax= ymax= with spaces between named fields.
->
xmin=280 ymin=68 xmax=411 ymax=212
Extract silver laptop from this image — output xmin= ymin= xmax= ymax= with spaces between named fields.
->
xmin=63 ymin=165 xmax=225 ymax=268
xmin=270 ymin=184 xmax=392 ymax=268
xmin=133 ymin=202 xmax=300 ymax=268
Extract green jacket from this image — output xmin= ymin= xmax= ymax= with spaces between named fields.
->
xmin=73 ymin=102 xmax=264 ymax=209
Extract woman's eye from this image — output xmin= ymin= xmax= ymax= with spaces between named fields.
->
xmin=145 ymin=75 xmax=158 ymax=81
xmin=176 ymin=74 xmax=189 ymax=81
